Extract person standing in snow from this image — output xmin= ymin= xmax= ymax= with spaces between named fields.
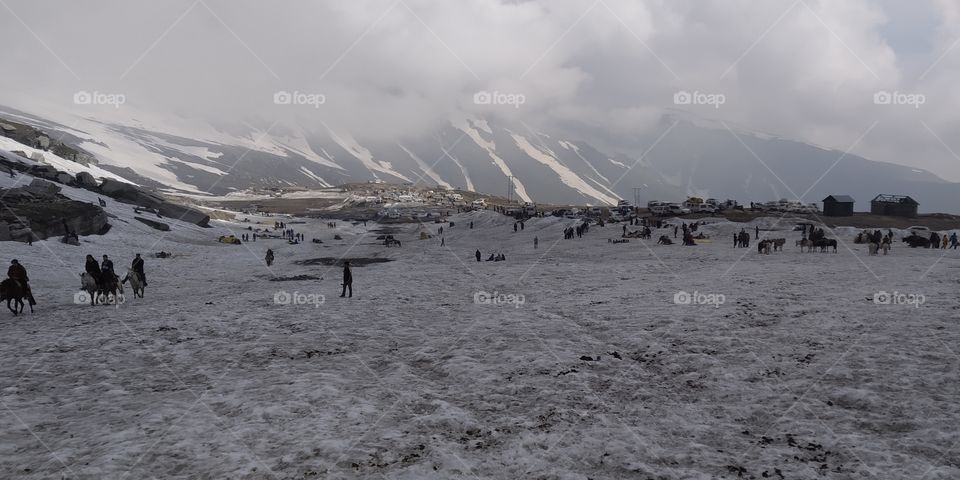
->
xmin=475 ymin=249 xmax=482 ymax=262
xmin=534 ymin=236 xmax=539 ymax=249
xmin=340 ymin=261 xmax=353 ymax=298
xmin=265 ymin=249 xmax=274 ymax=267
xmin=131 ymin=253 xmax=147 ymax=286
xmin=441 ymin=237 xmax=445 ymax=247
xmin=755 ymin=225 xmax=760 ymax=240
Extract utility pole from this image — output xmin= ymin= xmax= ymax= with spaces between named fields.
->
xmin=507 ymin=176 xmax=515 ymax=203
xmin=633 ymin=187 xmax=642 ymax=209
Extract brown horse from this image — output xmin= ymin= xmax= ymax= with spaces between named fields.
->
xmin=0 ymin=278 xmax=33 ymax=315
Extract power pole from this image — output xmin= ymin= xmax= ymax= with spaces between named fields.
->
xmin=507 ymin=176 xmax=515 ymax=203
xmin=633 ymin=187 xmax=642 ymax=209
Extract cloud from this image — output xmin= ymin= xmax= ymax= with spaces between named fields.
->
xmin=0 ymin=0 xmax=958 ymax=179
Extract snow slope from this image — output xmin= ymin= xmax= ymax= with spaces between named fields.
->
xmin=0 ymin=185 xmax=958 ymax=478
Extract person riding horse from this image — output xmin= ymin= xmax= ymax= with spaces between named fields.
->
xmin=7 ymin=260 xmax=35 ymax=306
xmin=132 ymin=254 xmax=147 ymax=286
xmin=85 ymin=255 xmax=102 ymax=288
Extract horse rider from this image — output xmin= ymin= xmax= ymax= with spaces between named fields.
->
xmin=8 ymin=259 xmax=35 ymax=305
xmin=85 ymin=254 xmax=101 ymax=287
xmin=101 ymin=255 xmax=118 ymax=287
xmin=265 ymin=249 xmax=275 ymax=266
xmin=132 ymin=253 xmax=147 ymax=286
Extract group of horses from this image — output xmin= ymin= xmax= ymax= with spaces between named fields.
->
xmin=78 ymin=268 xmax=145 ymax=307
xmin=0 ymin=269 xmax=139 ymax=316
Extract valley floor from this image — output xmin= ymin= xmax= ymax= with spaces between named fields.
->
xmin=0 ymin=209 xmax=958 ymax=479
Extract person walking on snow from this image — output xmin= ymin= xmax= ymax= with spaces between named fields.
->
xmin=340 ymin=261 xmax=353 ymax=298
xmin=534 ymin=236 xmax=539 ymax=249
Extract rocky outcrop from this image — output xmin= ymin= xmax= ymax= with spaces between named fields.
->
xmin=0 ymin=185 xmax=109 ymax=242
xmin=134 ymin=216 xmax=171 ymax=231
xmin=75 ymin=171 xmax=98 ymax=188
xmin=99 ymin=178 xmax=210 ymax=227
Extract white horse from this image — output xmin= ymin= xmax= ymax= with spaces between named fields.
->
xmin=868 ymin=242 xmax=879 ymax=255
xmin=79 ymin=273 xmax=98 ymax=306
xmin=121 ymin=268 xmax=145 ymax=298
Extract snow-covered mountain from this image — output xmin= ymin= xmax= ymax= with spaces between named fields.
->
xmin=4 ymin=105 xmax=960 ymax=213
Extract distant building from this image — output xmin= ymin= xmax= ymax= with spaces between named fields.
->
xmin=822 ymin=195 xmax=855 ymax=217
xmin=871 ymin=194 xmax=918 ymax=218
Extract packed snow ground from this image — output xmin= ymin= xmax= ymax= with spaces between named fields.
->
xmin=0 ymin=182 xmax=958 ymax=478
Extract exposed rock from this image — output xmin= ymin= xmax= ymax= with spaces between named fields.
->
xmin=134 ymin=216 xmax=171 ymax=231
xmin=99 ymin=178 xmax=209 ymax=227
xmin=0 ymin=185 xmax=109 ymax=242
xmin=75 ymin=171 xmax=99 ymax=188
xmin=54 ymin=172 xmax=75 ymax=185
xmin=26 ymin=178 xmax=61 ymax=195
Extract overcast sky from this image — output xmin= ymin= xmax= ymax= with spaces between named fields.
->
xmin=1 ymin=0 xmax=959 ymax=180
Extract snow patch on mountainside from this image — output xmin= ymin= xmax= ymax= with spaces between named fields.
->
xmin=298 ymin=166 xmax=331 ymax=187
xmin=327 ymin=129 xmax=411 ymax=182
xmin=399 ymin=144 xmax=451 ymax=188
xmin=0 ymin=137 xmax=132 ymax=185
xmin=452 ymin=116 xmax=531 ymax=202
xmin=511 ymin=133 xmax=618 ymax=205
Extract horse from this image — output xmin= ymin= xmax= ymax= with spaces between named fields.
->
xmin=868 ymin=242 xmax=879 ymax=255
xmin=0 ymin=278 xmax=33 ymax=315
xmin=99 ymin=273 xmax=124 ymax=304
xmin=881 ymin=240 xmax=891 ymax=255
xmin=902 ymin=235 xmax=930 ymax=248
xmin=813 ymin=238 xmax=838 ymax=253
xmin=121 ymin=269 xmax=145 ymax=298
xmin=80 ymin=273 xmax=99 ymax=306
